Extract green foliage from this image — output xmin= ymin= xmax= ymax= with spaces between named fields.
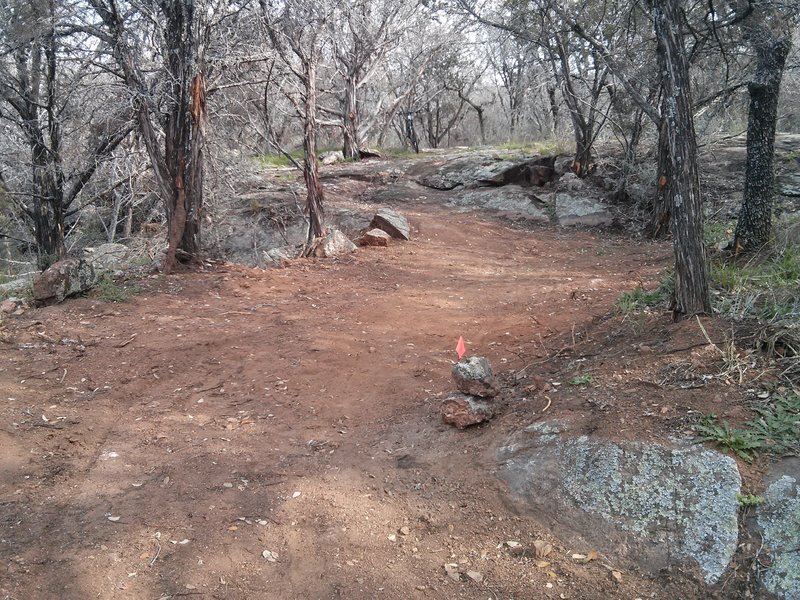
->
xmin=781 ymin=150 xmax=800 ymax=162
xmin=712 ymin=246 xmax=800 ymax=320
xmin=693 ymin=415 xmax=763 ymax=463
xmin=736 ymin=493 xmax=764 ymax=507
xmin=746 ymin=393 xmax=800 ymax=456
xmin=694 ymin=392 xmax=800 ymax=462
xmin=256 ymin=150 xmax=304 ymax=168
xmin=568 ymin=374 xmax=592 ymax=386
xmin=704 ymin=221 xmax=735 ymax=247
xmin=95 ymin=274 xmax=139 ymax=303
xmin=615 ymin=274 xmax=673 ymax=315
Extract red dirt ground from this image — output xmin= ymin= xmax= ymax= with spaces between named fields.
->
xmin=0 ymin=169 xmax=766 ymax=599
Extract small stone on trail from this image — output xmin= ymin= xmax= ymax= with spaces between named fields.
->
xmin=358 ymin=228 xmax=391 ymax=247
xmin=465 ymin=570 xmax=483 ymax=583
xmin=388 ymin=534 xmax=397 ymax=542
xmin=440 ymin=393 xmax=494 ymax=429
xmin=533 ymin=540 xmax=553 ymax=558
xmin=1 ymin=299 xmax=17 ymax=313
xmin=452 ymin=356 xmax=498 ymax=398
xmin=399 ymin=526 xmax=410 ymax=536
xmin=262 ymin=549 xmax=279 ymax=562
xmin=444 ymin=563 xmax=461 ymax=582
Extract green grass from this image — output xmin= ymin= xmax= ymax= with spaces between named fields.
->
xmin=568 ymin=374 xmax=593 ymax=386
xmin=95 ymin=274 xmax=140 ymax=303
xmin=711 ymin=246 xmax=800 ymax=321
xmin=736 ymin=493 xmax=764 ymax=507
xmin=704 ymin=221 xmax=735 ymax=248
xmin=693 ymin=415 xmax=763 ymax=463
xmin=256 ymin=151 xmax=303 ymax=168
xmin=615 ymin=274 xmax=673 ymax=315
xmin=494 ymin=139 xmax=573 ymax=156
xmin=694 ymin=392 xmax=800 ymax=462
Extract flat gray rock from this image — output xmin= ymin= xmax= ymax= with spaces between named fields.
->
xmin=555 ymin=193 xmax=612 ymax=227
xmin=757 ymin=458 xmax=800 ymax=599
xmin=498 ymin=419 xmax=741 ymax=584
xmin=779 ymin=173 xmax=800 ymax=197
xmin=451 ymin=186 xmax=550 ymax=223
xmin=370 ymin=208 xmax=410 ymax=240
xmin=84 ymin=243 xmax=132 ymax=274
xmin=416 ymin=155 xmax=517 ymax=190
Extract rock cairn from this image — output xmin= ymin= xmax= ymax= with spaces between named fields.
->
xmin=441 ymin=356 xmax=498 ymax=429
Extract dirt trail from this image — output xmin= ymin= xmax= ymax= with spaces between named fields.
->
xmin=0 ymin=181 xmax=698 ymax=599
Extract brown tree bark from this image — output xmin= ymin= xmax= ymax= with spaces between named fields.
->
xmin=302 ymin=60 xmax=326 ymax=250
xmin=90 ymin=0 xmax=204 ymax=274
xmin=650 ymin=0 xmax=711 ymax=316
xmin=733 ymin=33 xmax=791 ymax=253
xmin=342 ymin=73 xmax=361 ymax=161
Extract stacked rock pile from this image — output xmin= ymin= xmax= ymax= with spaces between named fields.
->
xmin=440 ymin=356 xmax=498 ymax=429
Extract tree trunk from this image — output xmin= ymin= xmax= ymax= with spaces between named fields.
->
xmin=161 ymin=3 xmax=203 ymax=272
xmin=651 ymin=0 xmax=710 ymax=316
xmin=733 ymin=34 xmax=791 ymax=253
xmin=342 ymin=73 xmax=361 ymax=161
xmin=302 ymin=59 xmax=325 ymax=251
xmin=547 ymin=84 xmax=559 ymax=134
xmin=31 ymin=172 xmax=65 ymax=270
xmin=650 ymin=111 xmax=671 ymax=237
xmin=180 ymin=73 xmax=205 ymax=259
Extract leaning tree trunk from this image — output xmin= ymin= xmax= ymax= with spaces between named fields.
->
xmin=651 ymin=0 xmax=710 ymax=316
xmin=342 ymin=72 xmax=361 ymax=161
xmin=302 ymin=59 xmax=325 ymax=251
xmin=733 ymin=33 xmax=791 ymax=253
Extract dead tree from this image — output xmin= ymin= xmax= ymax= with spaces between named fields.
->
xmin=89 ymin=0 xmax=207 ymax=273
xmin=0 ymin=0 xmax=132 ymax=269
xmin=260 ymin=0 xmax=330 ymax=250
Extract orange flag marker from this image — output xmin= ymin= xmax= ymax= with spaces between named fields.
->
xmin=455 ymin=336 xmax=466 ymax=360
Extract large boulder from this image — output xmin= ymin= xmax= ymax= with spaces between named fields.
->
xmin=370 ymin=208 xmax=410 ymax=241
xmin=757 ymin=459 xmax=800 ymax=599
xmin=84 ymin=243 xmax=132 ymax=274
xmin=416 ymin=154 xmax=517 ymax=190
xmin=320 ymin=150 xmax=345 ymax=165
xmin=452 ymin=356 xmax=498 ymax=398
xmin=555 ymin=193 xmax=613 ymax=227
xmin=440 ymin=393 xmax=494 ymax=428
xmin=498 ymin=419 xmax=741 ymax=584
xmin=33 ymin=258 xmax=97 ymax=305
xmin=0 ymin=272 xmax=36 ymax=297
xmin=451 ymin=186 xmax=550 ymax=223
xmin=478 ymin=156 xmax=557 ymax=187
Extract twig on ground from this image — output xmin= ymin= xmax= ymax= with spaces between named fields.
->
xmin=115 ymin=333 xmax=137 ymax=348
